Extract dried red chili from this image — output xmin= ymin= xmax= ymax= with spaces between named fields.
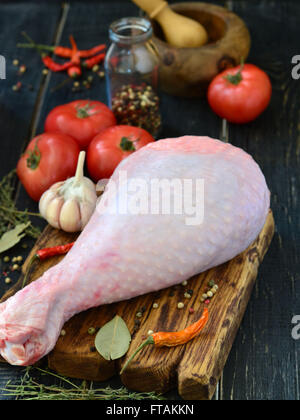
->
xmin=42 ymin=56 xmax=74 ymax=72
xmin=35 ymin=243 xmax=75 ymax=260
xmin=78 ymin=44 xmax=106 ymax=58
xmin=66 ymin=35 xmax=81 ymax=78
xmin=17 ymin=42 xmax=105 ymax=59
xmin=83 ymin=52 xmax=106 ymax=69
xmin=17 ymin=43 xmax=73 ymax=58
xmin=18 ymin=33 xmax=106 ymax=79
xmin=120 ymin=308 xmax=209 ymax=374
xmin=22 ymin=242 xmax=74 ymax=288
xmin=68 ymin=65 xmax=82 ymax=78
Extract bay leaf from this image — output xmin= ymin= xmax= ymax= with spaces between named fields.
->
xmin=0 ymin=222 xmax=30 ymax=253
xmin=95 ymin=315 xmax=131 ymax=361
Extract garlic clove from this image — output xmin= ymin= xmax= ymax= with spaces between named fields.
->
xmin=39 ymin=181 xmax=65 ymax=217
xmin=83 ymin=187 xmax=98 ymax=206
xmin=79 ymin=201 xmax=96 ymax=229
xmin=39 ymin=190 xmax=55 ymax=217
xmin=59 ymin=199 xmax=81 ymax=233
xmin=83 ymin=177 xmax=96 ymax=192
xmin=45 ymin=197 xmax=64 ymax=230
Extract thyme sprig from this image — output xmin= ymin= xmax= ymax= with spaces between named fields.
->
xmin=0 ymin=170 xmax=41 ymax=240
xmin=0 ymin=367 xmax=164 ymax=400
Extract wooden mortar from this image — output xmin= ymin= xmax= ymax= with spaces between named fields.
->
xmin=150 ymin=2 xmax=251 ymax=97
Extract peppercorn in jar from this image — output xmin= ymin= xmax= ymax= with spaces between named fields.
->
xmin=105 ymin=17 xmax=162 ymax=138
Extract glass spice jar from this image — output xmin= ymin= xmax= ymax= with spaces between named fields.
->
xmin=104 ymin=17 xmax=162 ymax=138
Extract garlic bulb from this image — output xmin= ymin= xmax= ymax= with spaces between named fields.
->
xmin=39 ymin=151 xmax=97 ymax=232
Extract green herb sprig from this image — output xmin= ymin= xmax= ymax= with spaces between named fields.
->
xmin=0 ymin=367 xmax=164 ymax=400
xmin=0 ymin=170 xmax=42 ymax=240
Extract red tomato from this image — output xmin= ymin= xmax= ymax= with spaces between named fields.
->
xmin=17 ymin=132 xmax=80 ymax=201
xmin=87 ymin=125 xmax=155 ymax=181
xmin=207 ymin=63 xmax=272 ymax=124
xmin=45 ymin=100 xmax=116 ymax=149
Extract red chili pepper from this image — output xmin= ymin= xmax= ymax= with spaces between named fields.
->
xmin=78 ymin=44 xmax=106 ymax=58
xmin=67 ymin=35 xmax=82 ymax=78
xmin=53 ymin=46 xmax=73 ymax=58
xmin=83 ymin=52 xmax=106 ymax=69
xmin=17 ymin=43 xmax=73 ymax=58
xmin=19 ymin=33 xmax=73 ymax=73
xmin=22 ymin=242 xmax=74 ymax=288
xmin=120 ymin=308 xmax=209 ymax=374
xmin=69 ymin=35 xmax=80 ymax=61
xmin=42 ymin=56 xmax=74 ymax=72
xmin=18 ymin=42 xmax=105 ymax=58
xmin=19 ymin=33 xmax=106 ymax=79
xmin=67 ymin=65 xmax=82 ymax=78
xmin=36 ymin=242 xmax=75 ymax=260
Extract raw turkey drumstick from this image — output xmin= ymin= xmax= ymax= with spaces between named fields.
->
xmin=0 ymin=136 xmax=270 ymax=366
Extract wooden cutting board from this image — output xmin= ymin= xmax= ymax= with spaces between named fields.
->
xmin=0 ymin=210 xmax=274 ymax=400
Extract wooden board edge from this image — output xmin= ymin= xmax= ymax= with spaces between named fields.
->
xmin=177 ymin=210 xmax=275 ymax=400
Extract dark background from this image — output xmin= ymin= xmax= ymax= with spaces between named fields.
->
xmin=0 ymin=0 xmax=299 ymax=400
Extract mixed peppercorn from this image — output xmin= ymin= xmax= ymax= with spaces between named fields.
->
xmin=111 ymin=83 xmax=161 ymax=137
xmin=201 ymin=280 xmax=219 ymax=304
xmin=1 ymin=254 xmax=23 ymax=285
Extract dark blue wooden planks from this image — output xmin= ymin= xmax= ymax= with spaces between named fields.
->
xmin=0 ymin=1 xmax=65 ymax=178
xmin=0 ymin=1 xmax=65 ymax=398
xmin=220 ymin=0 xmax=300 ymax=400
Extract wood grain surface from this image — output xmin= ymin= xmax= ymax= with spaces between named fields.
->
xmin=151 ymin=2 xmax=251 ymax=97
xmin=0 ymin=210 xmax=274 ymax=399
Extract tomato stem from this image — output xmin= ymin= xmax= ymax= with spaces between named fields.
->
xmin=224 ymin=58 xmax=245 ymax=85
xmin=76 ymin=102 xmax=95 ymax=118
xmin=119 ymin=136 xmax=136 ymax=151
xmin=26 ymin=139 xmax=41 ymax=170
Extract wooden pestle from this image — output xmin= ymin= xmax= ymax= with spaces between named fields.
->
xmin=132 ymin=0 xmax=208 ymax=48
